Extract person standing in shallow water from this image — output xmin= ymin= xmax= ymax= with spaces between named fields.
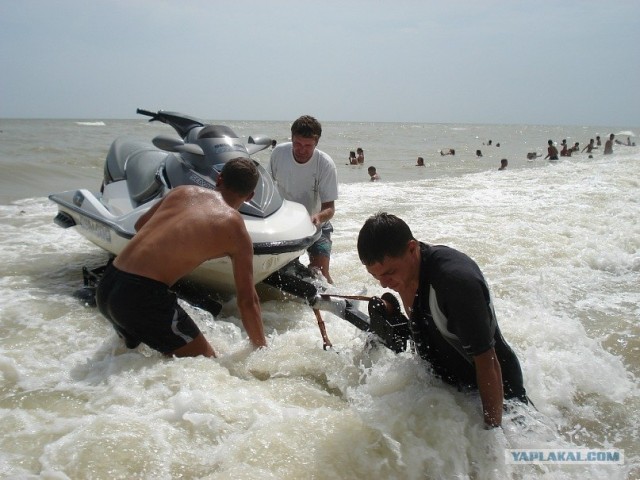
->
xmin=96 ymin=158 xmax=268 ymax=358
xmin=544 ymin=140 xmax=559 ymax=160
xmin=269 ymin=115 xmax=338 ymax=284
xmin=357 ymin=213 xmax=528 ymax=428
xmin=582 ymin=139 xmax=597 ymax=153
xmin=603 ymin=133 xmax=614 ymax=155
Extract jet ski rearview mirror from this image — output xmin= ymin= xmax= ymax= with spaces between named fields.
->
xmin=246 ymin=135 xmax=273 ymax=156
xmin=248 ymin=135 xmax=272 ymax=146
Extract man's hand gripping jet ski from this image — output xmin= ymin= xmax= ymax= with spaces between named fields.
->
xmin=49 ymin=108 xmax=410 ymax=353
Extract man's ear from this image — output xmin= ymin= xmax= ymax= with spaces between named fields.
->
xmin=407 ymin=239 xmax=419 ymax=255
xmin=216 ymin=173 xmax=223 ymax=188
xmin=246 ymin=191 xmax=255 ymax=202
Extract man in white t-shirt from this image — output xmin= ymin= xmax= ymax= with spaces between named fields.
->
xmin=269 ymin=115 xmax=338 ymax=283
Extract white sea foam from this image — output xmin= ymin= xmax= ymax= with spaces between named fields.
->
xmin=75 ymin=121 xmax=106 ymax=126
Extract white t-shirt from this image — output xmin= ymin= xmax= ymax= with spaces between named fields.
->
xmin=269 ymin=142 xmax=338 ymax=217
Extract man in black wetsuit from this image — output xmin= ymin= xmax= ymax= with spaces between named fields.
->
xmin=357 ymin=212 xmax=528 ymax=428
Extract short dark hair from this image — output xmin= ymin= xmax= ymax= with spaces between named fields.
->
xmin=357 ymin=212 xmax=415 ymax=265
xmin=291 ymin=115 xmax=322 ymax=140
xmin=221 ymin=157 xmax=259 ymax=196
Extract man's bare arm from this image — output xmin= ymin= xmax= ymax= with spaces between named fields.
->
xmin=311 ymin=200 xmax=335 ymax=226
xmin=229 ymin=223 xmax=267 ymax=348
xmin=474 ymin=347 xmax=504 ymax=428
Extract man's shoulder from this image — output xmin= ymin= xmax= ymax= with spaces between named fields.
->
xmin=170 ymin=183 xmax=219 ymax=193
xmin=167 ymin=184 xmax=212 ymax=201
xmin=315 ymin=149 xmax=337 ymax=172
xmin=270 ymin=143 xmax=293 ymax=166
xmin=425 ymin=245 xmax=480 ymax=277
xmin=316 ymin=148 xmax=335 ymax=163
xmin=271 ymin=142 xmax=293 ymax=156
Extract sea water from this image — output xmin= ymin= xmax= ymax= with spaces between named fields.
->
xmin=0 ymin=119 xmax=638 ymax=479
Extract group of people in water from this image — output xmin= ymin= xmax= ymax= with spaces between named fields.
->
xmin=431 ymin=133 xmax=633 ymax=171
xmin=347 ymin=147 xmax=365 ymax=165
xmin=346 ymin=148 xmax=382 ymax=182
xmin=543 ymin=133 xmax=629 ymax=160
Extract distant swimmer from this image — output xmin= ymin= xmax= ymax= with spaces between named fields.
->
xmin=603 ymin=133 xmax=614 ymax=155
xmin=416 ymin=156 xmax=425 ymax=166
xmin=476 ymin=149 xmax=483 ymax=158
xmin=582 ymin=139 xmax=598 ymax=153
xmin=356 ymin=147 xmax=365 ymax=165
xmin=348 ymin=151 xmax=357 ymax=165
xmin=367 ymin=166 xmax=380 ymax=181
xmin=498 ymin=159 xmax=508 ymax=170
xmin=544 ymin=140 xmax=559 ymax=160
xmin=526 ymin=152 xmax=541 ymax=160
xmin=560 ymin=139 xmax=571 ymax=157
xmin=440 ymin=148 xmax=455 ymax=156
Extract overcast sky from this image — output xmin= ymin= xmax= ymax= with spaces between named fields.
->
xmin=1 ymin=0 xmax=638 ymax=126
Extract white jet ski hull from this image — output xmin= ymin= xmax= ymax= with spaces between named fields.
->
xmin=50 ymin=187 xmax=318 ymax=293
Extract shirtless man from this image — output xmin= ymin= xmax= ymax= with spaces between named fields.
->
xmin=544 ymin=139 xmax=559 ymax=160
xmin=367 ymin=166 xmax=380 ymax=181
xmin=581 ymin=138 xmax=598 ymax=153
xmin=603 ymin=133 xmax=614 ymax=154
xmin=96 ymin=157 xmax=267 ymax=358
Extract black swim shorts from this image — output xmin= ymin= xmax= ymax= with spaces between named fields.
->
xmin=96 ymin=264 xmax=202 ymax=354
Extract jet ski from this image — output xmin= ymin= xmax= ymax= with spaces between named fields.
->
xmin=49 ymin=108 xmax=411 ymax=353
xmin=49 ymin=108 xmax=320 ymax=293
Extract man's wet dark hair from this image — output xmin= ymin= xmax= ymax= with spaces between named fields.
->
xmin=357 ymin=212 xmax=416 ymax=265
xmin=291 ymin=115 xmax=322 ymax=140
xmin=221 ymin=157 xmax=259 ymax=196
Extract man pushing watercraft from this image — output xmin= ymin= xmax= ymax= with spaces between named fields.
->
xmin=96 ymin=158 xmax=267 ymax=357
xmin=358 ymin=212 xmax=529 ymax=428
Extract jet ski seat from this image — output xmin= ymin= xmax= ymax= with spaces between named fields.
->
xmin=104 ymin=137 xmax=153 ymax=184
xmin=125 ymin=149 xmax=168 ymax=205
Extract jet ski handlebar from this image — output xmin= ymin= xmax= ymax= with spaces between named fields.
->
xmin=136 ymin=107 xmax=206 ymax=139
